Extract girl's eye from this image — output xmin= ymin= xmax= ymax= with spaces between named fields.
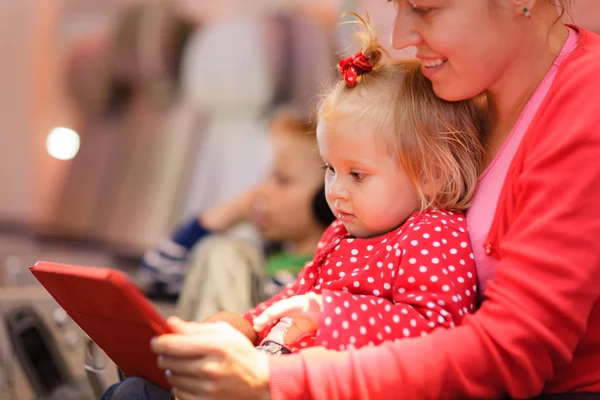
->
xmin=351 ymin=172 xmax=366 ymax=181
xmin=323 ymin=164 xmax=335 ymax=174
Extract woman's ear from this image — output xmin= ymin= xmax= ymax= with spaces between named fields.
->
xmin=511 ymin=0 xmax=537 ymax=17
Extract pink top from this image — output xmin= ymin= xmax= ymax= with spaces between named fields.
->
xmin=467 ymin=28 xmax=579 ymax=297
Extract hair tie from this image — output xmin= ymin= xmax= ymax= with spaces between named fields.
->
xmin=339 ymin=51 xmax=373 ymax=88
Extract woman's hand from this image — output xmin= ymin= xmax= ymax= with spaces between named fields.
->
xmin=203 ymin=310 xmax=259 ymax=345
xmin=253 ymin=293 xmax=323 ymax=346
xmin=152 ymin=317 xmax=271 ymax=400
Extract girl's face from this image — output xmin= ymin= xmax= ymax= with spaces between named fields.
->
xmin=318 ymin=117 xmax=421 ymax=238
xmin=253 ymin=131 xmax=325 ymax=243
xmin=390 ymin=0 xmax=525 ymax=101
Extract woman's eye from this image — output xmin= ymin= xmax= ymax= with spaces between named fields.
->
xmin=412 ymin=6 xmax=432 ymax=16
xmin=351 ymin=172 xmax=366 ymax=181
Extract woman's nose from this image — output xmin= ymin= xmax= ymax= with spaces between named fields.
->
xmin=391 ymin=5 xmax=422 ymax=50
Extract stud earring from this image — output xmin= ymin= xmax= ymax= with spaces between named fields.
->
xmin=523 ymin=7 xmax=532 ymax=19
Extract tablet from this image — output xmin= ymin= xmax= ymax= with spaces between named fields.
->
xmin=29 ymin=261 xmax=174 ymax=390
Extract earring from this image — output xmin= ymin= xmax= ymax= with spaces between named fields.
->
xmin=523 ymin=7 xmax=532 ymax=19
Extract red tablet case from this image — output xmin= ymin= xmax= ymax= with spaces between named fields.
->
xmin=29 ymin=261 xmax=174 ymax=390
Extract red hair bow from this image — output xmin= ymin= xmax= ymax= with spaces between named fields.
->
xmin=339 ymin=51 xmax=373 ymax=88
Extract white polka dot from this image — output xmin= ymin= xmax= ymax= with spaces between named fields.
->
xmin=324 ymin=317 xmax=332 ymax=326
xmin=373 ymin=289 xmax=380 ymax=296
xmin=411 ymin=240 xmax=419 ymax=246
xmin=393 ymin=315 xmax=400 ymax=323
xmin=350 ymin=257 xmax=357 ymax=263
xmin=432 ymin=258 xmax=440 ymax=264
xmin=333 ymin=330 xmax=339 ymax=338
xmin=347 ymin=238 xmax=355 ymax=243
xmin=442 ymin=239 xmax=448 ymax=244
xmin=401 ymin=309 xmax=409 ymax=315
xmin=460 ymin=242 xmax=468 ymax=248
xmin=381 ymin=238 xmax=388 ymax=243
xmin=430 ymin=276 xmax=438 ymax=282
xmin=420 ymin=285 xmax=428 ymax=291
xmin=409 ymin=258 xmax=417 ymax=264
xmin=408 ymin=276 xmax=416 ymax=283
xmin=354 ymin=281 xmax=360 ymax=288
xmin=377 ymin=333 xmax=384 ymax=341
xmin=309 ymin=272 xmax=315 ymax=279
xmin=349 ymin=336 xmax=357 ymax=344
xmin=351 ymin=249 xmax=359 ymax=255
xmin=421 ymin=249 xmax=429 ymax=256
xmin=335 ymin=307 xmax=342 ymax=314
xmin=360 ymin=303 xmax=368 ymax=311
xmin=403 ymin=328 xmax=410 ymax=337
xmin=435 ymin=227 xmax=442 ymax=232
xmin=410 ymin=319 xmax=417 ymax=327
xmin=342 ymin=321 xmax=349 ymax=329
xmin=367 ymin=277 xmax=375 ymax=283
xmin=386 ymin=245 xmax=392 ymax=251
xmin=427 ymin=302 xmax=435 ymax=308
xmin=339 ymin=271 xmax=346 ymax=278
xmin=360 ymin=326 xmax=367 ymax=335
xmin=423 ymin=233 xmax=430 ymax=239
xmin=467 ymin=272 xmax=473 ymax=278
xmin=384 ymin=326 xmax=392 ymax=334
xmin=369 ymin=317 xmax=376 ymax=325
xmin=325 ymin=296 xmax=333 ymax=303
xmin=351 ymin=312 xmax=358 ymax=321
xmin=433 ymin=242 xmax=440 ymax=247
xmin=398 ymin=268 xmax=405 ymax=275
xmin=419 ymin=266 xmax=427 ymax=273
xmin=449 ymin=266 xmax=456 ymax=272
xmin=343 ymin=301 xmax=350 ymax=308
xmin=466 ymin=289 xmax=471 ymax=296
xmin=367 ymin=245 xmax=374 ymax=251
xmin=377 ymin=261 xmax=383 ymax=268
xmin=398 ymin=287 xmax=406 ymax=294
xmin=457 ymin=277 xmax=465 ymax=283
xmin=383 ymin=283 xmax=391 ymax=290
xmin=384 ymin=304 xmax=391 ymax=312
xmin=327 ymin=269 xmax=333 ymax=275
xmin=415 ymin=296 xmax=423 ymax=301
xmin=450 ymin=248 xmax=458 ymax=254
xmin=442 ymin=285 xmax=450 ymax=292
xmin=438 ymin=300 xmax=446 ymax=306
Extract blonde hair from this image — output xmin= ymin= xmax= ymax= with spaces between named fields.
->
xmin=318 ymin=13 xmax=484 ymax=212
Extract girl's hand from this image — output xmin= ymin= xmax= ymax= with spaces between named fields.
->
xmin=253 ymin=293 xmax=323 ymax=346
xmin=152 ymin=317 xmax=270 ymax=400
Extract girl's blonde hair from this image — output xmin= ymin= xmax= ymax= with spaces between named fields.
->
xmin=318 ymin=13 xmax=485 ymax=212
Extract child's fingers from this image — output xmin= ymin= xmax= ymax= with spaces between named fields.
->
xmin=253 ymin=297 xmax=307 ymax=330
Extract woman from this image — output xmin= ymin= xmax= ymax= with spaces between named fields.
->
xmin=116 ymin=0 xmax=600 ymax=399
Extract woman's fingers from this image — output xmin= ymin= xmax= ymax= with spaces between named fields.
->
xmin=283 ymin=317 xmax=319 ymax=346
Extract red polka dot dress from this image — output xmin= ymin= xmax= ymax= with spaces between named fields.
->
xmin=244 ymin=209 xmax=477 ymax=352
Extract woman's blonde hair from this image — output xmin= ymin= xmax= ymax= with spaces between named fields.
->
xmin=318 ymin=13 xmax=485 ymax=212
